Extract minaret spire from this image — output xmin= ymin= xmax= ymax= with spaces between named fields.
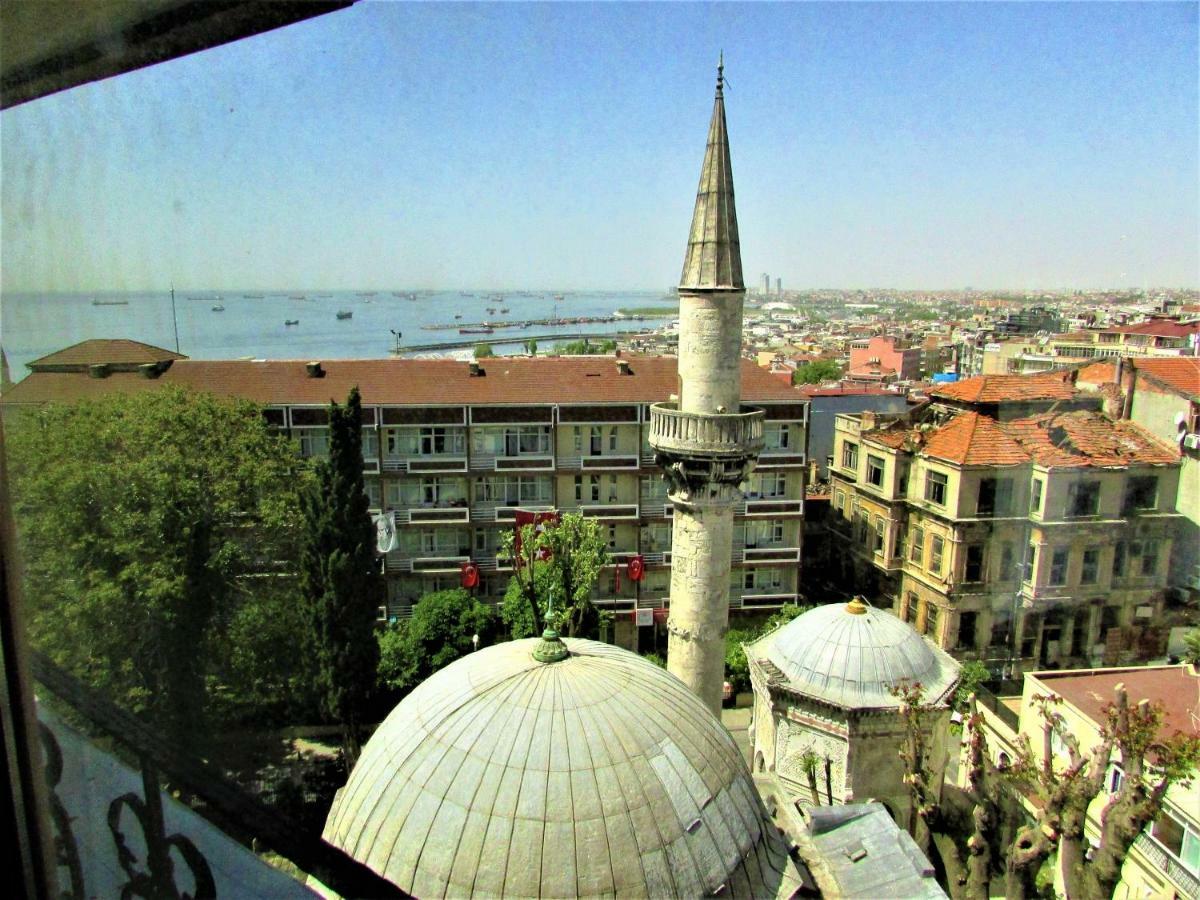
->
xmin=679 ymin=55 xmax=743 ymax=291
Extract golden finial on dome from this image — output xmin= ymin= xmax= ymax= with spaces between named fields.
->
xmin=846 ymin=596 xmax=869 ymax=615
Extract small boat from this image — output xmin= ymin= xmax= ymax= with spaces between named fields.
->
xmin=500 ymin=307 xmax=510 ymax=313
xmin=212 ymin=304 xmax=225 ymax=312
xmin=243 ymin=293 xmax=265 ymax=299
xmin=285 ymin=319 xmax=299 ymax=326
xmin=91 ymin=298 xmax=129 ymax=306
xmin=336 ymin=310 xmax=353 ymax=320
xmin=460 ymin=327 xmax=494 ymax=334
xmin=487 ymin=307 xmax=496 ymax=314
xmin=289 ymin=294 xmax=306 ymax=300
xmin=553 ymin=294 xmax=565 ymax=301
xmin=454 ymin=314 xmax=463 ymax=319
xmin=356 ymin=292 xmax=376 ymax=297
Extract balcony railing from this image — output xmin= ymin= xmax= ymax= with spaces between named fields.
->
xmin=385 ymin=552 xmax=471 ymax=573
xmin=640 ymin=501 xmax=672 ymax=519
xmin=756 ymin=450 xmax=806 ymax=469
xmin=1133 ymin=833 xmax=1200 ymax=899
xmin=648 ymin=403 xmax=765 ymax=458
xmin=470 ymin=503 xmax=554 ymax=523
xmin=574 ymin=504 xmax=640 ymax=520
xmin=392 ymin=505 xmax=470 ymax=525
xmin=733 ymin=591 xmax=797 ymax=609
xmin=738 ymin=546 xmax=801 ymax=563
xmin=382 ymin=454 xmax=468 ymax=474
xmin=738 ymin=498 xmax=804 ymax=516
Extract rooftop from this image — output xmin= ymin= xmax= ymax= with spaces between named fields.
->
xmin=26 ymin=338 xmax=187 ymax=370
xmin=930 ymin=371 xmax=1077 ymax=404
xmin=920 ymin=411 xmax=1028 ymax=467
xmin=2 ymin=352 xmax=802 ymax=407
xmin=1133 ymin=357 xmax=1200 ymax=401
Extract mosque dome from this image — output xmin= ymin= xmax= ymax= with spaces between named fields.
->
xmin=760 ymin=599 xmax=960 ymax=709
xmin=322 ymin=635 xmax=801 ymax=898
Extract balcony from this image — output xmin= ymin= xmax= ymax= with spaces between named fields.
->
xmin=471 ymin=453 xmax=555 ymax=472
xmin=558 ymin=454 xmax=641 ymax=471
xmin=1133 ymin=833 xmax=1200 ymax=899
xmin=640 ymin=501 xmax=673 ymax=519
xmin=756 ymin=450 xmax=806 ymax=469
xmin=474 ymin=555 xmax=514 ymax=573
xmin=574 ymin=504 xmax=640 ymax=521
xmin=733 ymin=591 xmax=797 ymax=609
xmin=382 ymin=454 xmax=468 ymax=474
xmin=392 ymin=504 xmax=470 ymax=525
xmin=385 ymin=552 xmax=471 ymax=574
xmin=641 ymin=550 xmax=672 ymax=566
xmin=471 ymin=503 xmax=555 ymax=523
xmin=648 ymin=403 xmax=765 ymax=459
xmin=738 ymin=498 xmax=804 ymax=517
xmin=737 ymin=546 xmax=801 ymax=564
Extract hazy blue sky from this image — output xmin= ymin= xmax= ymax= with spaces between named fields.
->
xmin=2 ymin=2 xmax=1196 ymax=292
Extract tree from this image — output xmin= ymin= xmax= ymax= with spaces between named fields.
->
xmin=474 ymin=343 xmax=494 ymax=359
xmin=724 ymin=628 xmax=759 ymax=694
xmin=555 ymin=338 xmax=616 ymax=355
xmin=501 ymin=513 xmax=608 ymax=638
xmin=791 ymin=359 xmax=842 ymax=385
xmin=1182 ymin=627 xmax=1200 ymax=664
xmin=299 ymin=387 xmax=382 ymax=765
xmin=377 ymin=589 xmax=497 ymax=695
xmin=525 ymin=339 xmax=538 ymax=356
xmin=5 ymin=387 xmax=307 ymax=746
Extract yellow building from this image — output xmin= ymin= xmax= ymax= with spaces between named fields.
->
xmin=828 ymin=374 xmax=1182 ymax=673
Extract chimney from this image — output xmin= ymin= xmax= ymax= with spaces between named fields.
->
xmin=138 ymin=363 xmax=160 ymax=379
xmin=860 ymin=411 xmax=876 ymax=431
xmin=468 ymin=361 xmax=483 ymax=377
xmin=88 ymin=364 xmax=110 ymax=379
xmin=306 ymin=361 xmax=324 ymax=378
xmin=616 ymin=360 xmax=632 ymax=376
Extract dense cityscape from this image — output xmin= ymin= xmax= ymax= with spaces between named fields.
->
xmin=2 ymin=3 xmax=1198 ymax=900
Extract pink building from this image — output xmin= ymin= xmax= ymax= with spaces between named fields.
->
xmin=848 ymin=335 xmax=922 ymax=381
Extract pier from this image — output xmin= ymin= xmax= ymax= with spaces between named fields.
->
xmin=391 ymin=331 xmax=644 ymax=355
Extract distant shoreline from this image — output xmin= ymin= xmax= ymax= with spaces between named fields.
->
xmin=616 ymin=306 xmax=678 ymax=318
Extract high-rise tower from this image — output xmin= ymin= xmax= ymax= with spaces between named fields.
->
xmin=649 ymin=59 xmax=763 ymax=713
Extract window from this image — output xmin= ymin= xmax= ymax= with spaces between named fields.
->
xmin=764 ymin=423 xmax=790 ymax=450
xmin=573 ymin=427 xmax=582 ymax=452
xmin=872 ymin=518 xmax=885 ymax=554
xmin=976 ymin=477 xmax=1013 ymax=517
xmin=420 ymin=426 xmax=464 ymax=455
xmin=361 ymin=428 xmax=379 ymax=460
xmin=1000 ymin=543 xmax=1015 ymax=580
xmin=1080 ymin=548 xmax=1100 ymax=584
xmin=989 ymin=613 xmax=1010 ymax=648
xmin=1067 ymin=481 xmax=1101 ymax=517
xmin=841 ymin=440 xmax=859 ymax=471
xmin=1072 ymin=611 xmax=1090 ymax=654
xmin=929 ymin=535 xmax=945 ymax=575
xmin=574 ymin=475 xmax=583 ymax=501
xmin=589 ymin=426 xmax=602 ymax=455
xmin=1049 ymin=548 xmax=1069 ymax=585
xmin=1123 ymin=476 xmax=1158 ymax=513
xmin=904 ymin=593 xmax=918 ymax=624
xmin=866 ymin=455 xmax=885 ymax=487
xmin=474 ymin=475 xmax=551 ymax=504
xmin=1137 ymin=540 xmax=1158 ymax=576
xmin=957 ymin=611 xmax=978 ymax=650
xmin=925 ymin=603 xmax=941 ymax=639
xmin=590 ymin=475 xmax=601 ymax=502
xmin=1099 ymin=605 xmax=1121 ymax=642
xmin=1112 ymin=541 xmax=1127 ymax=578
xmin=1151 ymin=813 xmax=1200 ymax=875
xmin=297 ymin=428 xmax=330 ymax=457
xmin=855 ymin=510 xmax=870 ymax=544
xmin=964 ymin=544 xmax=984 ymax=582
xmin=501 ymin=426 xmax=550 ymax=455
xmin=1020 ymin=614 xmax=1040 ymax=657
xmin=909 ymin=527 xmax=925 ymax=564
xmin=608 ymin=474 xmax=618 ymax=503
xmin=924 ymin=470 xmax=947 ymax=506
xmin=1030 ymin=478 xmax=1044 ymax=514
xmin=751 ymin=472 xmax=787 ymax=498
xmin=364 ymin=479 xmax=381 ymax=509
xmin=834 ymin=490 xmax=845 ymax=512
xmin=1024 ymin=544 xmax=1037 ymax=582
xmin=607 ymin=524 xmax=617 ymax=550
xmin=608 ymin=427 xmax=618 ymax=452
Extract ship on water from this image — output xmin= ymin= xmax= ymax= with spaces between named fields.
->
xmin=336 ymin=310 xmax=353 ymax=320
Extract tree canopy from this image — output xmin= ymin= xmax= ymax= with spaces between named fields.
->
xmin=299 ymin=387 xmax=382 ymax=764
xmin=791 ymin=359 xmax=843 ymax=385
xmin=5 ymin=387 xmax=309 ymax=743
xmin=377 ymin=589 xmax=498 ymax=695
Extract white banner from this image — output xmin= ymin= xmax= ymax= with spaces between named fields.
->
xmin=375 ymin=513 xmax=398 ymax=553
xmin=635 ymin=608 xmax=654 ymax=627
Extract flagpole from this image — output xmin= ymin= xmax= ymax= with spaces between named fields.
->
xmin=170 ymin=284 xmax=180 ymax=353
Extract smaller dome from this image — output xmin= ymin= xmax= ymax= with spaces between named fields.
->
xmin=757 ymin=601 xmax=959 ymax=709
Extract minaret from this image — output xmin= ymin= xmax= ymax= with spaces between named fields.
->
xmin=649 ymin=58 xmax=763 ymax=713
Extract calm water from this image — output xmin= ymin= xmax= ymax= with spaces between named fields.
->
xmin=1 ymin=290 xmax=675 ymax=379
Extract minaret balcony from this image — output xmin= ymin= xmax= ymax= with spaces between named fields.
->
xmin=648 ymin=402 xmax=765 ymax=460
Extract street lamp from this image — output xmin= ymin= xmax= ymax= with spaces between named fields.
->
xmin=472 ymin=633 xmax=479 ymax=652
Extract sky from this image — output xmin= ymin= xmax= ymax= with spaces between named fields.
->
xmin=1 ymin=2 xmax=1197 ymax=293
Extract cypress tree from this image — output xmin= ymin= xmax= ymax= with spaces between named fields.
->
xmin=300 ymin=387 xmax=382 ymax=765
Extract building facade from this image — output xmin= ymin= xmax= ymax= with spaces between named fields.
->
xmin=2 ymin=345 xmax=807 ymax=651
xmin=826 ymin=375 xmax=1182 ymax=674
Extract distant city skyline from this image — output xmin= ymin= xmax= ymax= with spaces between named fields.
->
xmin=1 ymin=2 xmax=1196 ymax=293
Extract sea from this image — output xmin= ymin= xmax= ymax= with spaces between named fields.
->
xmin=0 ymin=289 xmax=677 ymax=379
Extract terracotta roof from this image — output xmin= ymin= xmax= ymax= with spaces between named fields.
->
xmin=1002 ymin=410 xmax=1178 ymax=468
xmin=1102 ymin=320 xmax=1200 ymax=338
xmin=1074 ymin=361 xmax=1119 ymax=386
xmin=930 ymin=372 xmax=1076 ymax=404
xmin=26 ymin=338 xmax=187 ymax=370
xmin=795 ymin=385 xmax=896 ymax=397
xmin=1 ymin=355 xmax=801 ymax=407
xmin=1033 ymin=665 xmax=1198 ymax=743
xmin=1133 ymin=357 xmax=1200 ymax=401
xmin=920 ymin=412 xmax=1028 ymax=466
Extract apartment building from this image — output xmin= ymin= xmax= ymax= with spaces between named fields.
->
xmin=827 ymin=374 xmax=1182 ymax=674
xmin=3 ymin=342 xmax=808 ymax=643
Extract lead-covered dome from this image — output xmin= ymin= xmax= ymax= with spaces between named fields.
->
xmin=756 ymin=600 xmax=959 ymax=709
xmin=323 ymin=636 xmax=801 ymax=898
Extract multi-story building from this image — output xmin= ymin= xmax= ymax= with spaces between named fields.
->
xmin=973 ymin=318 xmax=1200 ymax=375
xmin=827 ymin=374 xmax=1182 ymax=674
xmin=848 ymin=335 xmax=921 ymax=382
xmin=2 ymin=342 xmax=808 ymax=649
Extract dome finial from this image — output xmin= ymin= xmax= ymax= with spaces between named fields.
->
xmin=532 ymin=590 xmax=570 ymax=663
xmin=846 ymin=596 xmax=869 ymax=615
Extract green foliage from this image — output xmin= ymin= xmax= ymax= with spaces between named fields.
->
xmin=5 ymin=387 xmax=308 ymax=744
xmin=1182 ymin=627 xmax=1200 ymax=665
xmin=724 ymin=628 xmax=759 ymax=694
xmin=500 ymin=570 xmax=549 ymax=639
xmin=377 ymin=589 xmax=497 ymax=695
xmin=762 ymin=602 xmax=813 ymax=633
xmin=641 ymin=652 xmax=667 ymax=669
xmin=501 ymin=513 xmax=609 ymax=638
xmin=555 ymin=338 xmax=617 ymax=355
xmin=525 ymin=339 xmax=538 ymax=356
xmin=473 ymin=343 xmax=494 ymax=358
xmin=953 ymin=660 xmax=991 ymax=715
xmin=299 ymin=388 xmax=382 ymax=761
xmin=791 ymin=359 xmax=843 ymax=385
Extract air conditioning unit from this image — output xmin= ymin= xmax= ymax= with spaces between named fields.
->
xmin=1182 ymin=433 xmax=1200 ymax=450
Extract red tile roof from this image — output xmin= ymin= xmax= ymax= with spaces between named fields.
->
xmin=1074 ymin=361 xmax=1119 ymax=386
xmin=1102 ymin=320 xmax=1200 ymax=338
xmin=1033 ymin=665 xmax=1198 ymax=742
xmin=930 ymin=372 xmax=1077 ymax=404
xmin=2 ymin=355 xmax=802 ymax=407
xmin=920 ymin=412 xmax=1028 ymax=466
xmin=1002 ymin=410 xmax=1178 ymax=468
xmin=26 ymin=339 xmax=186 ymax=369
xmin=1133 ymin=357 xmax=1200 ymax=401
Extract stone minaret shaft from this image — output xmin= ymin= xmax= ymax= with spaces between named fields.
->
xmin=649 ymin=60 xmax=763 ymax=713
